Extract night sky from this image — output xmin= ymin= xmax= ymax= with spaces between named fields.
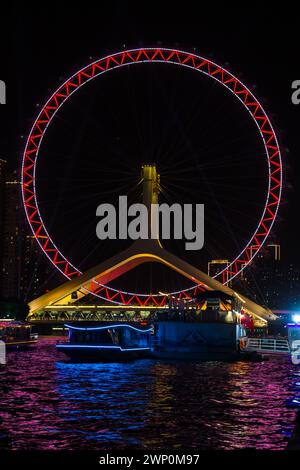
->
xmin=1 ymin=3 xmax=299 ymax=293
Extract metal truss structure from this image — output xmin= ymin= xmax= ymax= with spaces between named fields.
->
xmin=29 ymin=308 xmax=164 ymax=323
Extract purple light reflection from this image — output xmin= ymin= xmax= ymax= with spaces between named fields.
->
xmin=0 ymin=337 xmax=298 ymax=450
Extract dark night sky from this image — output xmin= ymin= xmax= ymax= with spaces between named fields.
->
xmin=0 ymin=2 xmax=300 ymax=291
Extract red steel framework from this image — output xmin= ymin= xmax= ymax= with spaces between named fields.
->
xmin=21 ymin=48 xmax=282 ymax=306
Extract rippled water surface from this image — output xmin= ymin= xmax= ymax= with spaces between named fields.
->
xmin=0 ymin=337 xmax=299 ymax=450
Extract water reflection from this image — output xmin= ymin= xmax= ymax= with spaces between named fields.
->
xmin=0 ymin=337 xmax=298 ymax=450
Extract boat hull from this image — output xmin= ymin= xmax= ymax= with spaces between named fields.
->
xmin=56 ymin=344 xmax=151 ymax=361
xmin=150 ymin=350 xmax=264 ymax=362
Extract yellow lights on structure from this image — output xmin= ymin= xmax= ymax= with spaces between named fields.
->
xmin=267 ymin=244 xmax=281 ymax=261
xmin=207 ymin=259 xmax=230 ymax=282
xmin=44 ymin=304 xmax=168 ymax=310
xmin=209 ymin=259 xmax=229 ymax=264
xmin=234 ymin=292 xmax=246 ymax=304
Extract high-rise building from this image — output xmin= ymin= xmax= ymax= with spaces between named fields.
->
xmin=267 ymin=244 xmax=281 ymax=261
xmin=284 ymin=264 xmax=300 ymax=309
xmin=255 ymin=243 xmax=281 ymax=263
xmin=234 ymin=243 xmax=300 ymax=311
xmin=0 ymin=169 xmax=55 ymax=301
xmin=208 ymin=259 xmax=230 ymax=284
xmin=0 ymin=159 xmax=7 ymax=275
xmin=22 ymin=234 xmax=41 ymax=301
xmin=1 ymin=173 xmax=24 ymax=298
xmin=233 ymin=244 xmax=280 ymax=306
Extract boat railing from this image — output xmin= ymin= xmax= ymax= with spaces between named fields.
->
xmin=245 ymin=337 xmax=290 ymax=354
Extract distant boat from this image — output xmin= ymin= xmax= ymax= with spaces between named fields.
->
xmin=0 ymin=321 xmax=38 ymax=349
xmin=288 ymin=322 xmax=300 ymax=365
xmin=56 ymin=323 xmax=152 ymax=361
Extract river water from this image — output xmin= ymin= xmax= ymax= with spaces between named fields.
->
xmin=0 ymin=336 xmax=299 ymax=450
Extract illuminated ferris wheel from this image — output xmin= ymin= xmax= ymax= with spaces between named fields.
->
xmin=21 ymin=47 xmax=282 ymax=306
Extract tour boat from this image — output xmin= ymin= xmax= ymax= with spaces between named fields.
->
xmin=0 ymin=321 xmax=38 ymax=349
xmin=56 ymin=323 xmax=152 ymax=361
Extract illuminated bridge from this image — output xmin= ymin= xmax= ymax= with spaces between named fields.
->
xmin=27 ymin=164 xmax=276 ymax=329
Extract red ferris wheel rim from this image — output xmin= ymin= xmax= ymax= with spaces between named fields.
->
xmin=21 ymin=47 xmax=282 ymax=306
